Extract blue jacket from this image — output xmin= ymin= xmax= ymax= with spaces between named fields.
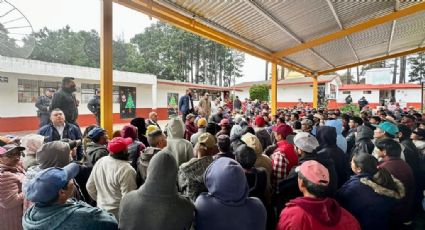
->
xmin=195 ymin=158 xmax=266 ymax=230
xmin=23 ymin=199 xmax=118 ymax=230
xmin=178 ymin=94 xmax=193 ymax=114
xmin=38 ymin=123 xmax=83 ymax=160
xmin=336 ymin=174 xmax=404 ymax=230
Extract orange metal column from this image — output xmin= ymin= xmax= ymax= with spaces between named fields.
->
xmin=271 ymin=62 xmax=277 ymax=115
xmin=100 ymin=0 xmax=113 ymax=135
xmin=312 ymin=74 xmax=318 ymax=108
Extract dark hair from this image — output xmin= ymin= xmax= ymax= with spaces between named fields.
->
xmin=298 ymin=172 xmax=328 ymax=198
xmin=110 ymin=150 xmax=130 ymax=161
xmin=292 ymin=113 xmax=299 ymax=120
xmin=130 ymin=117 xmax=147 ymax=138
xmin=241 ymin=126 xmax=255 ymax=136
xmin=397 ymin=124 xmax=412 ymax=141
xmin=62 ymin=77 xmax=75 ymax=85
xmin=294 ymin=121 xmax=301 ymax=130
xmin=350 ymin=116 xmax=363 ymax=126
xmin=206 ymin=122 xmax=219 ymax=136
xmin=403 ymin=114 xmax=416 ymax=121
xmin=50 ymin=108 xmax=63 ymax=114
xmin=235 ymin=144 xmax=257 ymax=169
xmin=277 ymin=116 xmax=285 ymax=123
xmin=147 ymin=130 xmax=164 ymax=147
xmin=375 ymin=138 xmax=401 ymax=157
xmin=371 ymin=116 xmax=381 ymax=123
xmin=352 ymin=153 xmax=399 ymax=192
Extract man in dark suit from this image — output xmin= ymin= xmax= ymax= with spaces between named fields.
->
xmin=179 ymin=89 xmax=194 ymax=123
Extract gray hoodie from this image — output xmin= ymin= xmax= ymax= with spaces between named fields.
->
xmin=119 ymin=150 xmax=194 ymax=230
xmin=165 ymin=117 xmax=194 ymax=166
xmin=23 ymin=199 xmax=118 ymax=230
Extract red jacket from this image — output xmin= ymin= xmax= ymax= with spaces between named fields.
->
xmin=185 ymin=120 xmax=198 ymax=141
xmin=277 ymin=197 xmax=360 ymax=230
xmin=271 ymin=140 xmax=298 ymax=192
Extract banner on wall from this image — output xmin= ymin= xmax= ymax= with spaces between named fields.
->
xmin=167 ymin=93 xmax=179 ymax=119
xmin=119 ymin=86 xmax=136 ymax=119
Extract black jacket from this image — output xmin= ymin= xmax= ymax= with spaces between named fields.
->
xmin=50 ymin=88 xmax=78 ymax=124
xmin=35 ymin=95 xmax=52 ymax=116
xmin=87 ymin=95 xmax=100 ymax=115
xmin=350 ymin=125 xmax=374 ymax=156
xmin=316 ymin=126 xmax=348 ymax=189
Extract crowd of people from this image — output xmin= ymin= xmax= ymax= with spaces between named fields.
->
xmin=1 ymin=80 xmax=425 ymax=230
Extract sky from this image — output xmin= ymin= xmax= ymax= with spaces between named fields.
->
xmin=8 ymin=0 xmax=266 ymax=84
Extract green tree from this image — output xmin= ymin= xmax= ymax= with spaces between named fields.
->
xmin=408 ymin=52 xmax=425 ymax=82
xmin=249 ymin=84 xmax=269 ymax=102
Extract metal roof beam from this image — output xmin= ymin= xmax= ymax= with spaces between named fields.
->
xmin=325 ymin=0 xmax=359 ymax=62
xmin=387 ymin=0 xmax=400 ymax=55
xmin=274 ymin=2 xmax=425 ymax=57
xmin=318 ymin=46 xmax=425 ymax=75
xmin=116 ymin=0 xmax=313 ymax=75
xmin=246 ymin=0 xmax=334 ymax=68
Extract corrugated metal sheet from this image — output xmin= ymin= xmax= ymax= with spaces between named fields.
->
xmin=312 ymin=37 xmax=357 ymax=67
xmin=286 ymin=50 xmax=332 ymax=72
xmin=391 ymin=11 xmax=425 ymax=51
xmin=152 ymin=0 xmax=425 ymax=73
xmin=258 ymin=0 xmax=341 ymax=42
xmin=167 ymin=0 xmax=286 ymax=47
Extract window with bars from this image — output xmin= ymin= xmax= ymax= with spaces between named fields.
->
xmin=81 ymin=83 xmax=120 ymax=103
xmin=18 ymin=79 xmax=60 ymax=103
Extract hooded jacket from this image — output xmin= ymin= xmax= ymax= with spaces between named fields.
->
xmin=24 ymin=141 xmax=73 ymax=212
xmin=84 ymin=142 xmax=109 ymax=167
xmin=350 ymin=125 xmax=374 ymax=156
xmin=378 ymin=157 xmax=415 ymax=224
xmin=165 ymin=118 xmax=194 ymax=166
xmin=0 ymin=163 xmax=25 ymax=230
xmin=178 ymin=156 xmax=214 ymax=202
xmin=316 ymin=126 xmax=348 ymax=188
xmin=195 ymin=157 xmax=266 ymax=230
xmin=277 ymin=197 xmax=360 ymax=230
xmin=337 ymin=173 xmax=405 ymax=230
xmin=136 ymin=147 xmax=162 ymax=185
xmin=119 ymin=150 xmax=194 ymax=230
xmin=325 ymin=120 xmax=347 ymax=153
xmin=23 ymin=199 xmax=118 ymax=230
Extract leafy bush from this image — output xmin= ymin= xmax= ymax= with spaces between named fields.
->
xmin=249 ymin=84 xmax=269 ymax=102
xmin=340 ymin=104 xmax=360 ymax=115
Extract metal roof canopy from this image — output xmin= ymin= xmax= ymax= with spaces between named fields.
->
xmin=115 ymin=0 xmax=425 ymax=76
xmin=98 ymin=0 xmax=425 ymax=123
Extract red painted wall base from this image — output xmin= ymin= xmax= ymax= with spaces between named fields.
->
xmin=0 ymin=108 xmax=169 ymax=132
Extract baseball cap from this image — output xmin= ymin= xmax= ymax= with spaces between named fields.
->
xmin=197 ymin=118 xmax=207 ymax=127
xmin=23 ymin=163 xmax=80 ymax=204
xmin=241 ymin=133 xmax=262 ymax=155
xmin=272 ymin=124 xmax=293 ymax=138
xmin=88 ymin=127 xmax=106 ymax=139
xmin=296 ymin=160 xmax=329 ymax=186
xmin=107 ymin=137 xmax=133 ymax=154
xmin=146 ymin=125 xmax=159 ymax=136
xmin=255 ymin=115 xmax=266 ymax=127
xmin=198 ymin=133 xmax=216 ymax=149
xmin=293 ymin=132 xmax=319 ymax=153
xmin=220 ymin=119 xmax=230 ymax=126
xmin=413 ymin=128 xmax=425 ymax=139
xmin=313 ymin=114 xmax=323 ymax=120
xmin=0 ymin=144 xmax=25 ymax=157
xmin=377 ymin=121 xmax=399 ymax=136
xmin=47 ymin=88 xmax=56 ymax=92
